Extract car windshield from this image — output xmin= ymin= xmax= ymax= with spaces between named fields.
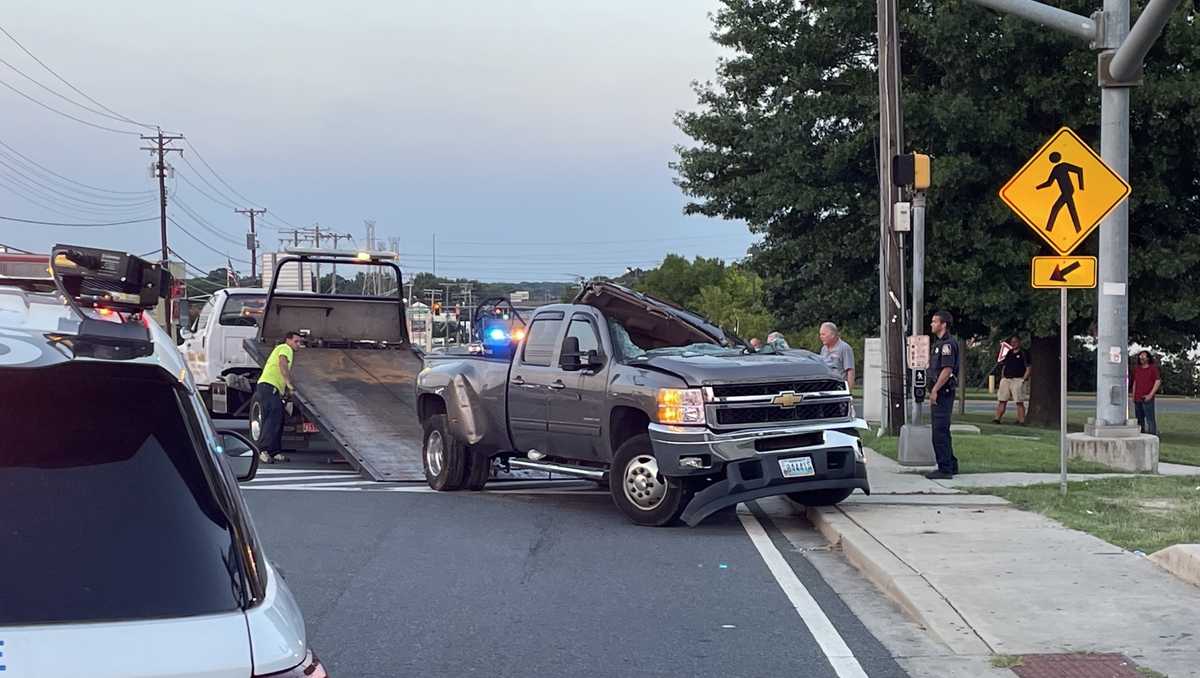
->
xmin=641 ymin=343 xmax=744 ymax=358
xmin=219 ymin=294 xmax=267 ymax=326
xmin=0 ymin=364 xmax=242 ymax=625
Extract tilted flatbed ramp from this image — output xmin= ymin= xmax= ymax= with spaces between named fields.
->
xmin=249 ymin=250 xmax=428 ymax=483
xmin=246 ymin=340 xmax=426 ymax=481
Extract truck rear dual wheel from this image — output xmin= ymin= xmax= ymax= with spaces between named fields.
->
xmin=422 ymin=414 xmax=469 ymax=491
xmin=610 ymin=434 xmax=690 ymax=527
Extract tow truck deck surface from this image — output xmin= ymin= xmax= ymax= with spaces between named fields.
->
xmin=245 ymin=340 xmax=426 ymax=481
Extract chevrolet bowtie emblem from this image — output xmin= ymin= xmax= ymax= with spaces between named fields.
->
xmin=771 ymin=391 xmax=803 ymax=408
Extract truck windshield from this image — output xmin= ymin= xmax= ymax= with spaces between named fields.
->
xmin=219 ymin=294 xmax=267 ymax=326
xmin=0 ymin=364 xmax=242 ymax=625
xmin=608 ymin=318 xmax=740 ymax=361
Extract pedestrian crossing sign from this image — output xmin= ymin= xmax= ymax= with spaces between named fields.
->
xmin=999 ymin=127 xmax=1131 ymax=255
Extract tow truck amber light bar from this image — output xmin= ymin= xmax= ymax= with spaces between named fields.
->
xmin=282 ymin=247 xmax=397 ymax=262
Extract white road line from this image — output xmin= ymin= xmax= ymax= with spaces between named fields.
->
xmin=255 ymin=468 xmax=358 ymax=476
xmin=737 ymin=509 xmax=869 ymax=678
xmin=247 ymin=474 xmax=365 ymax=484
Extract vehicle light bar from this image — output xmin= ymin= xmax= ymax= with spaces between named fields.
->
xmin=282 ymin=247 xmax=397 ymax=261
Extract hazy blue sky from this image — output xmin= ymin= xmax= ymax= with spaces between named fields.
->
xmin=0 ymin=1 xmax=756 ymax=282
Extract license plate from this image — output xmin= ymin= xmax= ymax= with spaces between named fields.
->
xmin=301 ymin=422 xmax=319 ymax=434
xmin=779 ymin=457 xmax=815 ymax=478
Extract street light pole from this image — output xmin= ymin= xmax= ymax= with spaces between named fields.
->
xmin=1095 ymin=0 xmax=1132 ymax=428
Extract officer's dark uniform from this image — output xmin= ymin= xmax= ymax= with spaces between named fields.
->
xmin=928 ymin=332 xmax=961 ymax=474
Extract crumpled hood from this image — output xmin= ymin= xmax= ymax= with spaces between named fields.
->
xmin=642 ymin=350 xmax=840 ymax=387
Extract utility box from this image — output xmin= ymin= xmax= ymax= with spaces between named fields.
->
xmin=864 ymin=338 xmax=882 ymax=423
xmin=893 ymin=202 xmax=912 ymax=232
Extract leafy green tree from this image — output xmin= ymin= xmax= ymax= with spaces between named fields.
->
xmin=674 ymin=0 xmax=1200 ymax=425
xmin=695 ymin=266 xmax=776 ymax=340
xmin=634 ymin=254 xmax=725 ymax=308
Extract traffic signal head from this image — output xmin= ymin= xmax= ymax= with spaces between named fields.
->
xmin=892 ymin=152 xmax=931 ymax=190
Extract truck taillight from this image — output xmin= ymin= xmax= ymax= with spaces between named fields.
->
xmin=256 ymin=650 xmax=327 ymax=677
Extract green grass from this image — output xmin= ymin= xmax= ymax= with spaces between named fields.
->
xmin=971 ymin=476 xmax=1200 ymax=554
xmin=990 ymin=655 xmax=1025 ymax=670
xmin=864 ymin=417 xmax=1113 ymax=474
xmin=866 ymin=410 xmax=1200 ymax=471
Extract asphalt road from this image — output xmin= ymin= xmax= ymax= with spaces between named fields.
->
xmin=243 ymin=471 xmax=912 ymax=678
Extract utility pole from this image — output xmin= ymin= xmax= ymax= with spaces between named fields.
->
xmin=140 ymin=128 xmax=184 ymax=340
xmin=876 ymin=0 xmax=907 ymax=435
xmin=325 ymin=231 xmax=353 ymax=293
xmin=235 ymin=208 xmax=266 ymax=283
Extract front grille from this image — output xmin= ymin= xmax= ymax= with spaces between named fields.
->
xmin=711 ymin=379 xmax=844 ymax=398
xmin=715 ymin=401 xmax=850 ymax=426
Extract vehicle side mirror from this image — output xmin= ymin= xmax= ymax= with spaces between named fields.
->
xmin=560 ymin=336 xmax=582 ymax=371
xmin=179 ymin=328 xmax=192 ymax=340
xmin=217 ymin=429 xmax=259 ymax=482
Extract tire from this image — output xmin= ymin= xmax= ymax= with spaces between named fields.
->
xmin=422 ymin=414 xmax=467 ymax=491
xmin=609 ymin=434 xmax=691 ymax=527
xmin=248 ymin=393 xmax=267 ymax=449
xmin=463 ymin=451 xmax=492 ymax=491
xmin=786 ymin=487 xmax=855 ymax=507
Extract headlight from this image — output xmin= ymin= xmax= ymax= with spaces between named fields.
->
xmin=657 ymin=388 xmax=705 ymax=425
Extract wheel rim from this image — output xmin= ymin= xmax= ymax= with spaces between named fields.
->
xmin=425 ymin=430 xmax=445 ymax=477
xmin=249 ymin=402 xmax=262 ymax=441
xmin=623 ymin=454 xmax=667 ymax=511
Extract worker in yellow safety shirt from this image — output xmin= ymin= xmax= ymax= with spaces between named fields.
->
xmin=255 ymin=331 xmax=302 ymax=464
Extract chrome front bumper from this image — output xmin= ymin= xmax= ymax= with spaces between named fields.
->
xmin=648 ymin=419 xmax=871 ymax=526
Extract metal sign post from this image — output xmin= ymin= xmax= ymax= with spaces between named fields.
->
xmin=1060 ymin=288 xmax=1068 ymax=495
xmin=1001 ymin=128 xmax=1113 ymax=495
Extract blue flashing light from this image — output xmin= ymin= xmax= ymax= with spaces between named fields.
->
xmin=487 ymin=327 xmax=508 ymax=343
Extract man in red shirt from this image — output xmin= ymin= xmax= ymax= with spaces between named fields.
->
xmin=1131 ymin=351 xmax=1162 ymax=435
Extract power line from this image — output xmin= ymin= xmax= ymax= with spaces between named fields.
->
xmin=171 ymin=195 xmax=248 ymax=247
xmin=0 ymin=55 xmax=148 ymax=128
xmin=168 ymin=216 xmax=250 ymax=264
xmin=0 ymin=156 xmax=156 ymax=208
xmin=180 ymin=138 xmax=300 ymax=228
xmin=0 ymin=77 xmax=140 ymax=135
xmin=0 ymin=214 xmax=157 ymax=227
xmin=180 ymin=138 xmax=260 ymax=208
xmin=0 ymin=23 xmax=154 ymax=129
xmin=176 ymin=169 xmax=239 ymax=209
xmin=441 ymin=234 xmax=750 ymax=247
xmin=0 ymin=137 xmax=153 ymax=196
xmin=0 ymin=173 xmax=155 ymax=220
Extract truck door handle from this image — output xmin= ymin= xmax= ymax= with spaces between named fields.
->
xmin=512 ymin=376 xmax=526 ymax=386
xmin=548 ymin=380 xmax=566 ymax=390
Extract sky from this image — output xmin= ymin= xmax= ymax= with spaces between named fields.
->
xmin=0 ymin=0 xmax=756 ymax=282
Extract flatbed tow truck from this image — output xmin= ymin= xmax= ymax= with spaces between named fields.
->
xmin=244 ymin=248 xmax=427 ymax=481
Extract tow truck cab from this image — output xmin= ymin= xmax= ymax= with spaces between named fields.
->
xmin=180 ymin=287 xmax=269 ymax=415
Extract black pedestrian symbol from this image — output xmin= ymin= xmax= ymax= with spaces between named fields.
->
xmin=1036 ymin=151 xmax=1084 ymax=232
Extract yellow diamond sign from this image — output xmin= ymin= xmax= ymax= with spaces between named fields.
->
xmin=1000 ymin=127 xmax=1130 ymax=255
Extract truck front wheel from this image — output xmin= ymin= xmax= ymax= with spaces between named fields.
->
xmin=610 ymin=434 xmax=690 ymax=527
xmin=422 ymin=414 xmax=468 ymax=491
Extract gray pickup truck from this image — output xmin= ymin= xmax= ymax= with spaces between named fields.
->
xmin=416 ymin=281 xmax=869 ymax=526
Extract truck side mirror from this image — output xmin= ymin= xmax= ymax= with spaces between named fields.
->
xmin=560 ymin=336 xmax=583 ymax=371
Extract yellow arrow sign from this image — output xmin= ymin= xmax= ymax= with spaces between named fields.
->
xmin=1000 ymin=127 xmax=1130 ymax=255
xmin=1031 ymin=256 xmax=1097 ymax=289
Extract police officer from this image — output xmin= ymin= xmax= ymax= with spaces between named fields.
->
xmin=926 ymin=310 xmax=960 ymax=479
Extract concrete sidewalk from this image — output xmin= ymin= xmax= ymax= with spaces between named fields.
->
xmin=804 ymin=450 xmax=1200 ymax=677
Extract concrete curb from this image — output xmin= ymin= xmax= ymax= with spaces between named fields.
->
xmin=805 ymin=505 xmax=993 ymax=657
xmin=1149 ymin=544 xmax=1200 ymax=588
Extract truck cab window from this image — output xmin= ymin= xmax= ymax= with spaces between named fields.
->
xmin=218 ymin=295 xmax=267 ymax=327
xmin=194 ymin=297 xmax=216 ymax=332
xmin=521 ymin=317 xmax=563 ymax=367
xmin=566 ymin=317 xmax=600 ymax=356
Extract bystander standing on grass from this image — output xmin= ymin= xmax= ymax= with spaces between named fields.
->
xmin=1131 ymin=350 xmax=1162 ymax=435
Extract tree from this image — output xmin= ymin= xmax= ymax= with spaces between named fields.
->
xmin=674 ymin=0 xmax=1200 ymax=426
xmin=695 ymin=266 xmax=776 ymax=340
xmin=634 ymin=254 xmax=726 ymax=308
